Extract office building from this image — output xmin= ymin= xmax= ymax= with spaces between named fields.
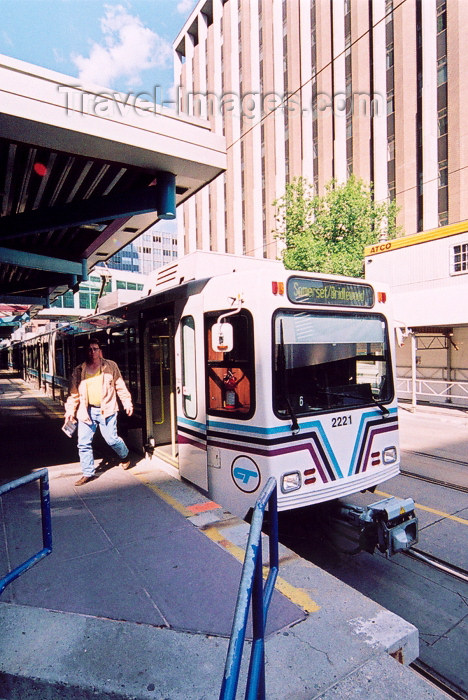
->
xmin=105 ymin=224 xmax=179 ymax=274
xmin=173 ymin=0 xmax=468 ymax=258
xmin=47 ymin=268 xmax=145 ymax=315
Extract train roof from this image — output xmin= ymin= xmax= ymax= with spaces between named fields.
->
xmin=9 ymin=253 xmax=388 ymax=345
xmin=143 ymin=251 xmax=283 ymax=296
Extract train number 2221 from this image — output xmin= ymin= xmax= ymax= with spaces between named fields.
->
xmin=331 ymin=415 xmax=352 ymax=427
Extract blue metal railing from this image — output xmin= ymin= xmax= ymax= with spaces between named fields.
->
xmin=0 ymin=468 xmax=52 ymax=596
xmin=220 ymin=477 xmax=279 ymax=700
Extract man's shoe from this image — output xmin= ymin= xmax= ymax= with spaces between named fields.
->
xmin=74 ymin=475 xmax=95 ymax=486
xmin=120 ymin=458 xmax=131 ymax=470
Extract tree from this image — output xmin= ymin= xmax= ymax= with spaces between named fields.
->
xmin=273 ymin=175 xmax=399 ymax=277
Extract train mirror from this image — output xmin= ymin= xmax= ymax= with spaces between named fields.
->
xmin=212 ymin=322 xmax=233 ymax=353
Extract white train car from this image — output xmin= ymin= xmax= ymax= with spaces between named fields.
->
xmin=161 ymin=253 xmax=400 ymax=517
xmin=10 ymin=252 xmax=405 ymax=528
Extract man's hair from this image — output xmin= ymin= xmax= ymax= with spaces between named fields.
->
xmin=88 ymin=336 xmax=102 ymax=348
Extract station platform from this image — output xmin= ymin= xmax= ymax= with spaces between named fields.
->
xmin=0 ymin=371 xmax=448 ymax=699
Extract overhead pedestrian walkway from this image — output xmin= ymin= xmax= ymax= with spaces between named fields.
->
xmin=0 ymin=371 xmax=447 ymax=699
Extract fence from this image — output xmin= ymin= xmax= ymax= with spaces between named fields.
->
xmin=396 ymin=376 xmax=468 ymax=407
xmin=0 ymin=468 xmax=52 ymax=595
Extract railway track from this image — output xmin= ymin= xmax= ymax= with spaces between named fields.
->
xmin=279 ymin=492 xmax=468 ymax=698
xmin=400 ymin=453 xmax=468 ymax=581
xmin=401 ymin=449 xmax=468 ymax=494
xmin=411 ymin=660 xmax=468 ymax=700
xmin=402 ymin=455 xmax=468 ymax=698
xmin=291 ymin=452 xmax=468 ymax=698
xmin=402 ymin=450 xmax=468 ymax=469
xmin=404 ymin=547 xmax=468 ymax=584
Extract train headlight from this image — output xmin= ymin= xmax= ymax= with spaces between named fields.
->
xmin=382 ymin=446 xmax=398 ymax=464
xmin=281 ymin=471 xmax=301 ymax=493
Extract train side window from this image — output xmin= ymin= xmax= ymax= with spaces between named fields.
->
xmin=109 ymin=326 xmax=140 ymax=403
xmin=110 ymin=327 xmax=127 ymax=375
xmin=42 ymin=342 xmax=49 ymax=374
xmin=205 ymin=310 xmax=255 ymax=419
xmin=181 ymin=316 xmax=197 ymax=419
xmin=55 ymin=338 xmax=65 ymax=378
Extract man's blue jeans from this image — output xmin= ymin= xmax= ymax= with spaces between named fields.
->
xmin=77 ymin=407 xmax=129 ymax=477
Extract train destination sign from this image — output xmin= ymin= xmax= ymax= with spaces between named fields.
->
xmin=287 ymin=277 xmax=374 ymax=308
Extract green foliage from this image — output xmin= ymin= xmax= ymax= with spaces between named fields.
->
xmin=273 ymin=175 xmax=400 ymax=277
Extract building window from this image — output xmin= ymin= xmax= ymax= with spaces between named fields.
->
xmin=451 ymin=243 xmax=468 ymax=275
xmin=437 ymin=57 xmax=447 ymax=86
xmin=386 ymin=90 xmax=395 ymax=116
xmin=386 ymin=46 xmax=394 ymax=70
xmin=439 ymin=211 xmax=449 ymax=226
xmin=436 ymin=0 xmax=448 ymax=223
xmin=311 ymin=2 xmax=318 ymax=188
xmin=116 ymin=280 xmax=144 ymax=291
xmin=386 ymin=4 xmax=395 ymax=202
xmin=438 ymin=159 xmax=448 ymax=187
xmin=436 ymin=0 xmax=447 ymax=31
xmin=79 ymin=288 xmax=99 ymax=310
xmin=51 ymin=290 xmax=74 ymax=308
xmin=438 ymin=107 xmax=448 ymax=136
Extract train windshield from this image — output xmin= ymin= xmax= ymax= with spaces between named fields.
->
xmin=273 ymin=310 xmax=393 ymax=417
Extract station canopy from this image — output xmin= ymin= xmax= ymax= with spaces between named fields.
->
xmin=0 ymin=54 xmax=226 ymax=334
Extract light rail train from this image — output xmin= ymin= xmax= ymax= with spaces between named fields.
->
xmin=6 ymin=252 xmax=403 ymax=522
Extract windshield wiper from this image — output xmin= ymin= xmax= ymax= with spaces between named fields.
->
xmin=321 ymin=388 xmax=390 ymax=418
xmin=285 ymin=396 xmax=300 ymax=433
xmin=373 ymin=399 xmax=390 ymax=417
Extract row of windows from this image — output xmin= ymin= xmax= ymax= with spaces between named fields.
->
xmin=116 ymin=281 xmax=144 ymax=291
xmin=51 ymin=279 xmax=144 ymax=309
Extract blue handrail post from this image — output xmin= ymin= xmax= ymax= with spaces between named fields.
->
xmin=245 ymin=547 xmax=265 ymax=700
xmin=0 ymin=468 xmax=53 ymax=596
xmin=39 ymin=468 xmax=53 ymax=553
xmin=219 ymin=477 xmax=278 ymax=700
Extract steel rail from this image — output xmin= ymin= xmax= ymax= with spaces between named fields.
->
xmin=402 ymin=449 xmax=468 ymax=468
xmin=410 ymin=660 xmax=468 ymax=700
xmin=404 ymin=548 xmax=468 ymax=584
xmin=400 ymin=469 xmax=468 ymax=495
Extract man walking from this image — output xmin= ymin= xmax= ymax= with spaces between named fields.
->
xmin=64 ymin=336 xmax=134 ymax=486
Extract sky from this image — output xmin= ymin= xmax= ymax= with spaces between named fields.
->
xmin=0 ymin=0 xmax=198 ymax=97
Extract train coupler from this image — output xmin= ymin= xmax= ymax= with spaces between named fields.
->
xmin=335 ymin=496 xmax=418 ymax=558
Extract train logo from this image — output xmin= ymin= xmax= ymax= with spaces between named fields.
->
xmin=231 ymin=456 xmax=261 ymax=493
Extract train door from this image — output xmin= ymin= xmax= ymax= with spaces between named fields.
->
xmin=178 ymin=312 xmax=208 ymax=491
xmin=143 ymin=317 xmax=177 ymax=466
